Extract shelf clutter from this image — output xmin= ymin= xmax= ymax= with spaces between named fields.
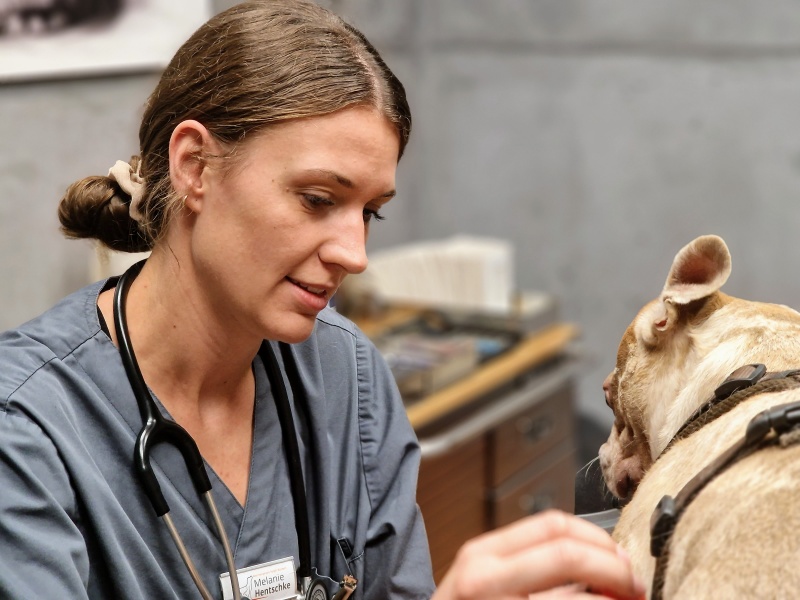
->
xmin=336 ymin=235 xmax=562 ymax=406
xmin=369 ymin=296 xmax=562 ymax=407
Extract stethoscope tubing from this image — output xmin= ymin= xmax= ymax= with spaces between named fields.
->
xmin=263 ymin=340 xmax=313 ymax=579
xmin=114 ymin=261 xmax=243 ymax=600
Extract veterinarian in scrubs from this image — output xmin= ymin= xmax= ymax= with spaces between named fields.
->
xmin=0 ymin=2 xmax=644 ymax=599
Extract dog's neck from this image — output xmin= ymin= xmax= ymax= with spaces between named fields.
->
xmin=650 ymin=300 xmax=800 ymax=456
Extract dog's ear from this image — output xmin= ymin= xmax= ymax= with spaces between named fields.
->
xmin=662 ymin=235 xmax=731 ymax=305
xmin=635 ymin=235 xmax=731 ymax=347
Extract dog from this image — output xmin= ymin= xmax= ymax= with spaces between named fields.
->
xmin=599 ymin=234 xmax=800 ymax=598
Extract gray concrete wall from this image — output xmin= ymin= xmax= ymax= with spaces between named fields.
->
xmin=4 ymin=1 xmax=800 ymax=431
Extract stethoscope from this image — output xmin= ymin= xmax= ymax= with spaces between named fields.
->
xmin=113 ymin=261 xmax=357 ymax=600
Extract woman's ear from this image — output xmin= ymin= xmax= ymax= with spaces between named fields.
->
xmin=169 ymin=120 xmax=221 ymax=213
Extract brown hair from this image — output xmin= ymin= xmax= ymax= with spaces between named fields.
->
xmin=58 ymin=0 xmax=411 ymax=252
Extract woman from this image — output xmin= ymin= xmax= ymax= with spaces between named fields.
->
xmin=0 ymin=1 xmax=644 ymax=598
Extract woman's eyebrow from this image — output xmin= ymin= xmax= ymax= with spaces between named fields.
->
xmin=305 ymin=168 xmax=354 ymax=188
xmin=304 ymin=168 xmax=395 ymax=198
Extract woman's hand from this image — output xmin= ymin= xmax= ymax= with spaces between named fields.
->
xmin=431 ymin=510 xmax=646 ymax=600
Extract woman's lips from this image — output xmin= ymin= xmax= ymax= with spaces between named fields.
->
xmin=287 ymin=277 xmax=330 ymax=311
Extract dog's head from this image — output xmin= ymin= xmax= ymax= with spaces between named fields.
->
xmin=599 ymin=235 xmax=733 ymax=501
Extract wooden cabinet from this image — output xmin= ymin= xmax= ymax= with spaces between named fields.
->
xmin=490 ymin=446 xmax=576 ymax=528
xmin=416 ymin=436 xmax=486 ymax=583
xmin=487 ymin=385 xmax=576 ymax=525
xmin=413 ymin=335 xmax=578 ymax=583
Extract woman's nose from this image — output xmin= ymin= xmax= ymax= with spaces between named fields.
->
xmin=320 ymin=216 xmax=369 ymax=274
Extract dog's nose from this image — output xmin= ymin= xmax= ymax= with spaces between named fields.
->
xmin=602 ymin=372 xmax=613 ymax=391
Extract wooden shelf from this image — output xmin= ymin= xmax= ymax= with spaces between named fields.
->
xmin=350 ymin=304 xmax=424 ymax=339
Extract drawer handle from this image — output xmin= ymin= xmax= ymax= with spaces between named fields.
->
xmin=516 ymin=414 xmax=554 ymax=443
xmin=520 ymin=492 xmax=554 ymax=515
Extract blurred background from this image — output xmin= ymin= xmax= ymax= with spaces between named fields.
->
xmin=4 ymin=0 xmax=800 ymax=575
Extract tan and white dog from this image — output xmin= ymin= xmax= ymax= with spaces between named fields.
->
xmin=599 ymin=234 xmax=800 ymax=598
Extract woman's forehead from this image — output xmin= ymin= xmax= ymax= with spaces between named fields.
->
xmin=239 ymin=109 xmax=400 ymax=171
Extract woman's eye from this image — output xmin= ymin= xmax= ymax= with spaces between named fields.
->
xmin=302 ymin=193 xmax=334 ymax=208
xmin=363 ymin=208 xmax=385 ymax=223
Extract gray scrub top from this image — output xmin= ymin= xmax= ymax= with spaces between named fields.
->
xmin=0 ymin=279 xmax=435 ymax=599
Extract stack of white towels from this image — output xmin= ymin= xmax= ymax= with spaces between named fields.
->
xmin=363 ymin=236 xmax=514 ymax=313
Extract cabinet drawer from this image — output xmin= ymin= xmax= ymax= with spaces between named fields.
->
xmin=487 ymin=384 xmax=574 ymax=487
xmin=490 ymin=448 xmax=576 ymax=528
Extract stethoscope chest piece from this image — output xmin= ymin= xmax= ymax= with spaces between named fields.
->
xmin=305 ymin=579 xmax=328 ymax=600
xmin=300 ymin=573 xmax=357 ymax=600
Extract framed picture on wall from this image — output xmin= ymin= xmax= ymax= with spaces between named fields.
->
xmin=0 ymin=0 xmax=211 ymax=83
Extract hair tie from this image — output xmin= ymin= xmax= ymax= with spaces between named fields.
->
xmin=108 ymin=160 xmax=145 ymax=223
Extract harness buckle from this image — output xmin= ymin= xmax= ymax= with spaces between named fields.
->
xmin=746 ymin=400 xmax=800 ymax=444
xmin=714 ymin=364 xmax=767 ymax=400
xmin=650 ymin=495 xmax=677 ymax=558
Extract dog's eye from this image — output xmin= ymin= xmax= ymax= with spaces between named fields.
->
xmin=602 ymin=374 xmax=620 ymax=412
xmin=614 ymin=416 xmax=626 ymax=434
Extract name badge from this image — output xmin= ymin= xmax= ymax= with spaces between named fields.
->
xmin=220 ymin=556 xmax=297 ymax=600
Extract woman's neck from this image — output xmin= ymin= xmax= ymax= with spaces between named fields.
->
xmin=97 ymin=252 xmax=258 ymax=505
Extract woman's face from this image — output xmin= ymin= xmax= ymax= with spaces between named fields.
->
xmin=190 ymin=106 xmax=400 ymax=344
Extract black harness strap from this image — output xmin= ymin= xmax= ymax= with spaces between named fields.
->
xmin=659 ymin=365 xmax=800 ymax=457
xmin=649 ymin=370 xmax=800 ymax=599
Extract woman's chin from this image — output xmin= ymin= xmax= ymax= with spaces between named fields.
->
xmin=267 ymin=316 xmax=317 ymax=345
